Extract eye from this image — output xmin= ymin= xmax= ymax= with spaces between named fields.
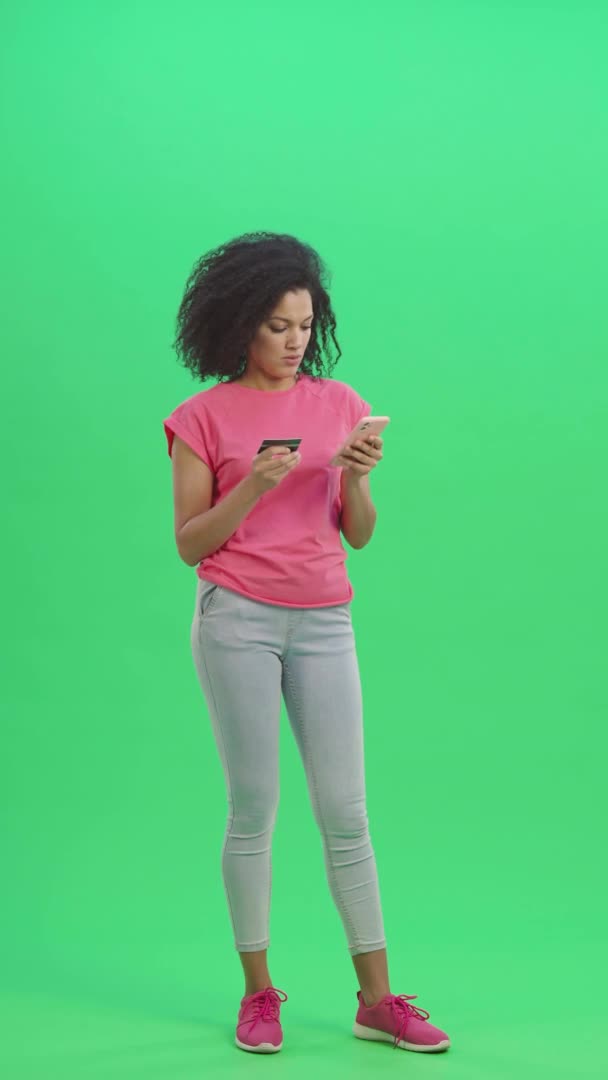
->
xmin=270 ymin=324 xmax=313 ymax=333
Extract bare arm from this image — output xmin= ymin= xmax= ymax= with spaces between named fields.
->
xmin=340 ymin=472 xmax=377 ymax=549
xmin=171 ymin=435 xmax=262 ymax=566
xmin=170 ymin=436 xmax=299 ymax=566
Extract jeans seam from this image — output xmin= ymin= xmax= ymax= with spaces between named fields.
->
xmin=196 ymin=607 xmax=241 ymax=950
xmin=283 ymin=658 xmax=362 ymax=953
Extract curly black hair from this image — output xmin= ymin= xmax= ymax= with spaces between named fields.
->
xmin=173 ymin=231 xmax=342 ymax=383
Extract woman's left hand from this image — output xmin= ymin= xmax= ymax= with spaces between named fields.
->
xmin=337 ymin=434 xmax=384 ymax=476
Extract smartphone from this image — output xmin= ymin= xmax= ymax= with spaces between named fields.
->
xmin=257 ymin=438 xmax=302 ymax=455
xmin=330 ymin=416 xmax=390 ymax=467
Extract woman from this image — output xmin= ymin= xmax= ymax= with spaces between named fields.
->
xmin=163 ymin=232 xmax=450 ymax=1055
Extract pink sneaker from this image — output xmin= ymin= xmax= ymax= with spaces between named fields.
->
xmin=353 ymin=990 xmax=451 ymax=1052
xmin=235 ymin=987 xmax=288 ymax=1053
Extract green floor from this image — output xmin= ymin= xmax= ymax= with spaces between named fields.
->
xmin=3 ymin=938 xmax=605 ymax=1079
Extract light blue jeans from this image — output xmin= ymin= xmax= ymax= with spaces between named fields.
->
xmin=190 ymin=577 xmax=386 ymax=956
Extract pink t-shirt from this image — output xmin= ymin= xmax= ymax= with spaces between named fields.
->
xmin=163 ymin=373 xmax=371 ymax=607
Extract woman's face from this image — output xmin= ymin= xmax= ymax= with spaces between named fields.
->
xmin=246 ymin=289 xmax=314 ymax=385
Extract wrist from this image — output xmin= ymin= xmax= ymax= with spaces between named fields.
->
xmin=241 ymin=474 xmax=264 ymax=503
xmin=342 ymin=469 xmax=366 ymax=488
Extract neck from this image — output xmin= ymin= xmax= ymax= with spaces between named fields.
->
xmin=236 ymin=372 xmax=299 ymax=391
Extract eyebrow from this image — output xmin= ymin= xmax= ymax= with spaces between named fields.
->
xmin=269 ymin=315 xmax=314 ymax=323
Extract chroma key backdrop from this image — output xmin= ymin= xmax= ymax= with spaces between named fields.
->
xmin=2 ymin=2 xmax=607 ymax=1078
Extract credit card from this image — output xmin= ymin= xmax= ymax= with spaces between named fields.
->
xmin=257 ymin=438 xmax=302 ymax=455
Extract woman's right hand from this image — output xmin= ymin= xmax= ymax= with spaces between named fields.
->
xmin=248 ymin=446 xmax=301 ymax=496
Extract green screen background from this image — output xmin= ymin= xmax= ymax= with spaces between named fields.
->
xmin=2 ymin=2 xmax=606 ymax=1077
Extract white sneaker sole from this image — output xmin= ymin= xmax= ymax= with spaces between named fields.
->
xmin=235 ymin=1036 xmax=282 ymax=1053
xmin=353 ymin=1020 xmax=450 ymax=1052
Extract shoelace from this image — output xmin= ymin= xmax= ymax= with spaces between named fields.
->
xmin=241 ymin=987 xmax=288 ymax=1032
xmin=388 ymin=993 xmax=430 ymax=1049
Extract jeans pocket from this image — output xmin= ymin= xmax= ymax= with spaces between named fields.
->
xmin=199 ymin=580 xmax=222 ymax=618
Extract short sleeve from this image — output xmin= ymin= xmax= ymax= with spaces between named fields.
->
xmin=163 ymin=396 xmax=216 ymax=471
xmin=347 ymin=386 xmax=372 ymax=426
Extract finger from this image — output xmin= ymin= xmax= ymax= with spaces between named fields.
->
xmin=267 ymin=460 xmax=295 ymax=473
xmin=266 ymin=457 xmax=293 ymax=473
xmin=267 ymin=446 xmax=292 ymax=457
xmin=354 ymin=441 xmax=381 ymax=459
xmin=271 ymin=451 xmax=298 ymax=466
xmin=268 ymin=453 xmax=300 ymax=475
xmin=347 ymin=447 xmax=369 ymax=461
